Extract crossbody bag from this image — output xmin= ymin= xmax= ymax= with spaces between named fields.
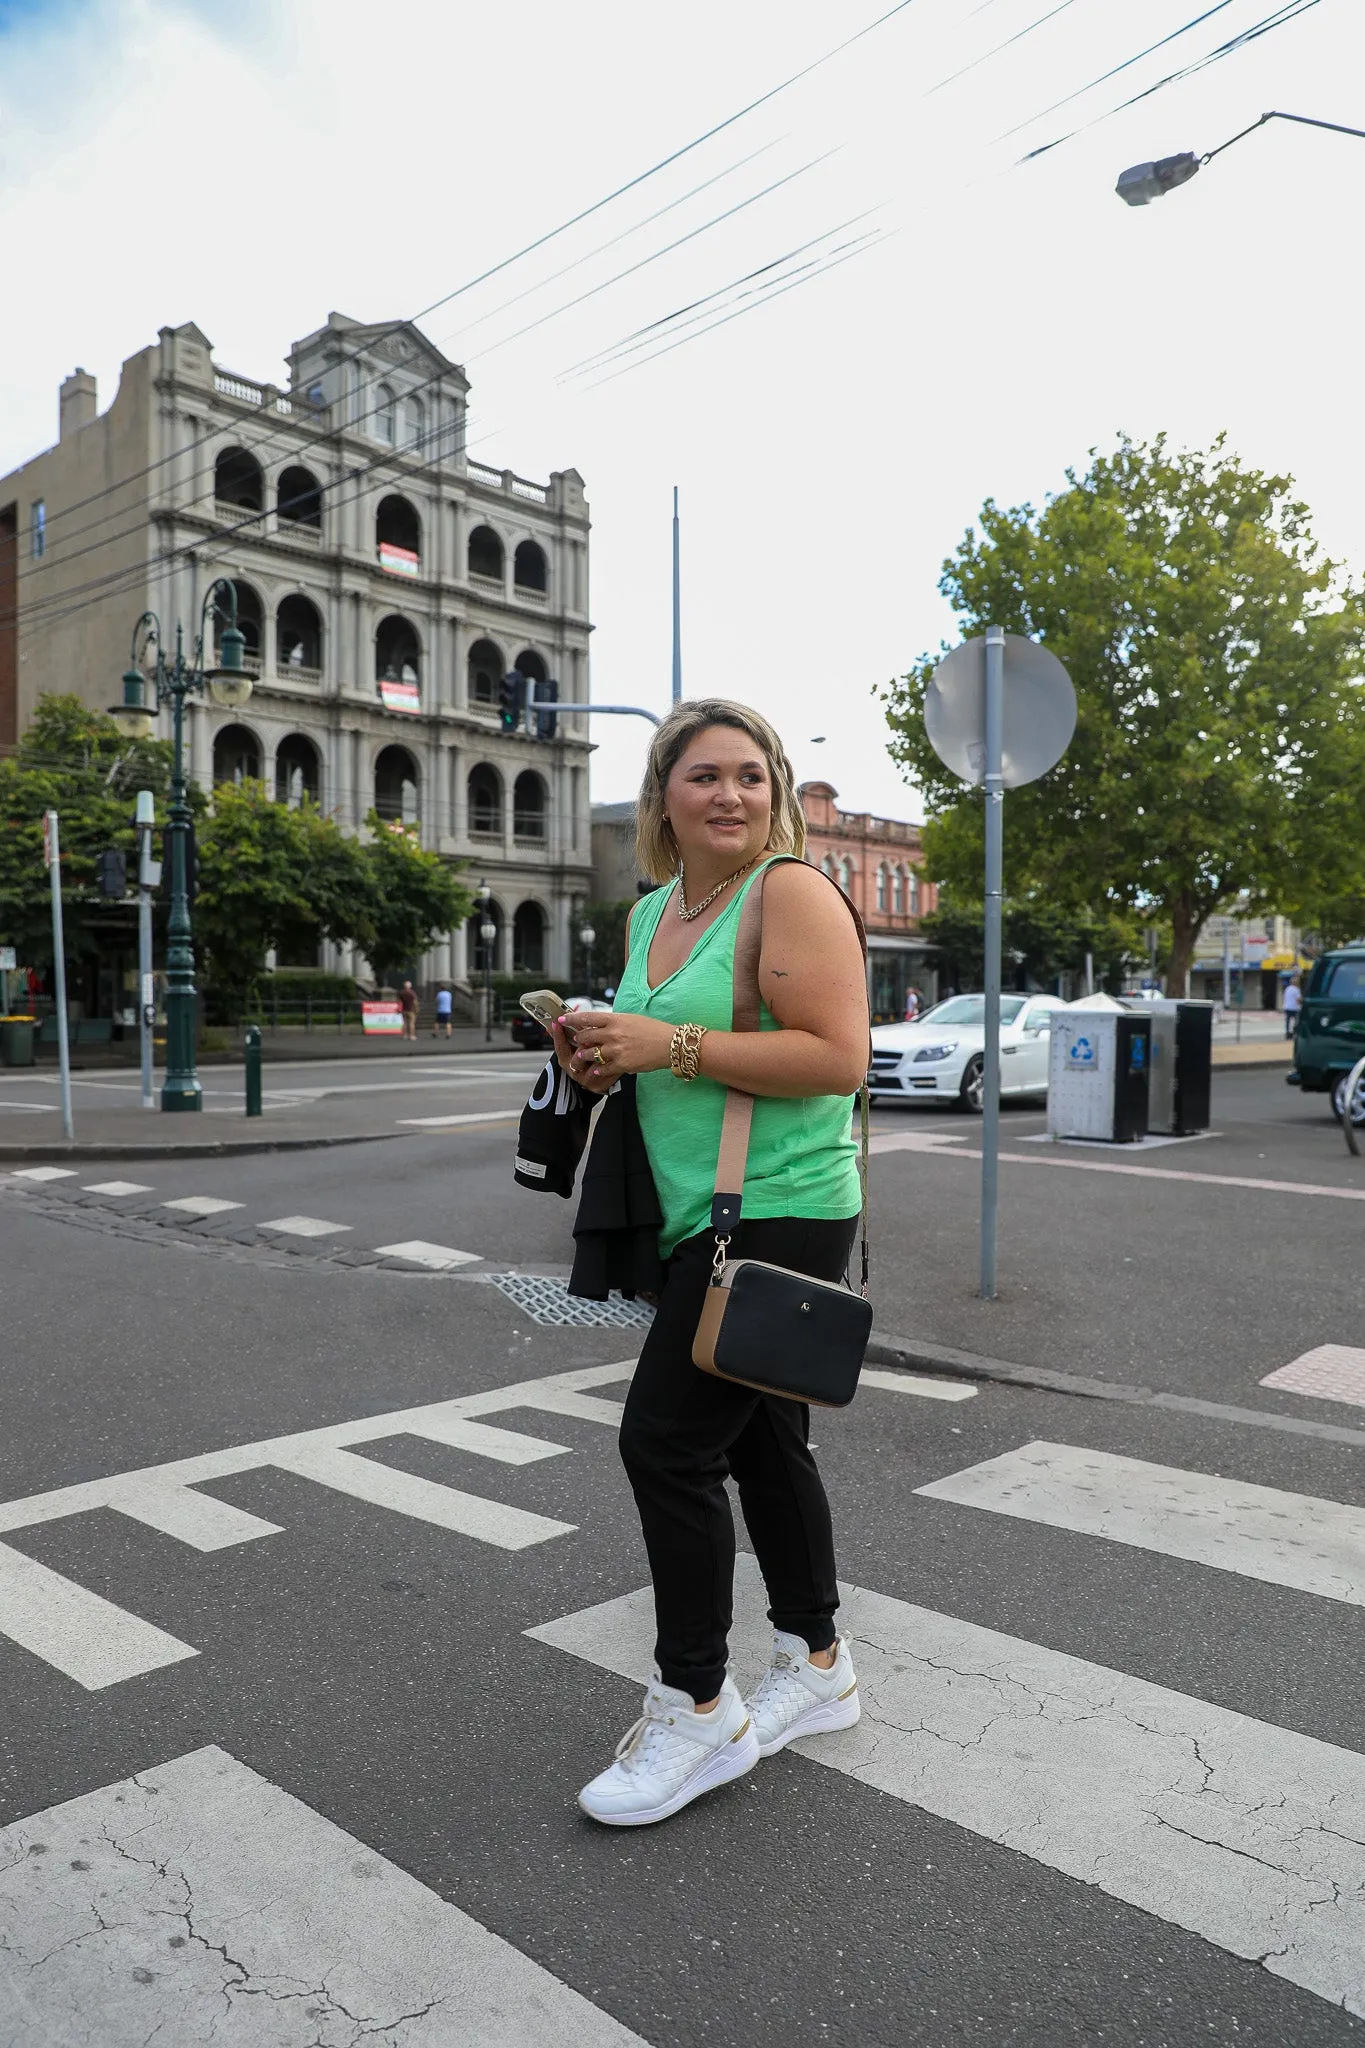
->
xmin=691 ymin=857 xmax=872 ymax=1409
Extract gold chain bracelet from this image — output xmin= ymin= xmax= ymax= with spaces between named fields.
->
xmin=669 ymin=1022 xmax=707 ymax=1081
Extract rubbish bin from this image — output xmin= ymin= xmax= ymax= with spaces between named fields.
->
xmin=1048 ymin=1006 xmax=1151 ymax=1142
xmin=1148 ymin=1000 xmax=1214 ymax=1134
xmin=0 ymin=1016 xmax=36 ymax=1067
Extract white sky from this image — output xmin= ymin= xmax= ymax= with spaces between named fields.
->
xmin=2 ymin=0 xmax=1360 ymax=822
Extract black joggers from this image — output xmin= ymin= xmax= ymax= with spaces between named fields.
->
xmin=618 ymin=1214 xmax=860 ymax=1704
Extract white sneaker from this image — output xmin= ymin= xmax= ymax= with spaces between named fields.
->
xmin=745 ymin=1631 xmax=861 ymax=1757
xmin=578 ymin=1677 xmax=760 ymax=1827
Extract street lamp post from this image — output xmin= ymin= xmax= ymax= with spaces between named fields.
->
xmin=476 ymin=879 xmax=495 ymax=1044
xmin=108 ymin=580 xmax=251 ymax=1112
xmin=579 ymin=922 xmax=596 ymax=999
xmin=1117 ymin=110 xmax=1365 ymax=206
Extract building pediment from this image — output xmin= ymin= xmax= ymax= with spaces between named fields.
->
xmin=332 ymin=319 xmax=458 ymax=380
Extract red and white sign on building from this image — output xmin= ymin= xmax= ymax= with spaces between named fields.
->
xmin=379 ymin=677 xmax=421 ymax=714
xmin=378 ymin=543 xmax=420 ymax=578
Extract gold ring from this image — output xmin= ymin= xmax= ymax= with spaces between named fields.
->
xmin=593 ymin=1046 xmax=605 ymax=1067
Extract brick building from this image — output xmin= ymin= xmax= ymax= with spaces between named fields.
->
xmin=798 ymin=782 xmax=937 ymax=1021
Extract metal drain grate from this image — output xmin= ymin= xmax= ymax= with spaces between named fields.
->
xmin=488 ymin=1273 xmax=654 ymax=1329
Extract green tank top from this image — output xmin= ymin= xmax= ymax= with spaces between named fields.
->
xmin=613 ymin=857 xmax=861 ymax=1259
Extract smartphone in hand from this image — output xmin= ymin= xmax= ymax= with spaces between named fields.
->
xmin=520 ymin=989 xmax=572 ymax=1041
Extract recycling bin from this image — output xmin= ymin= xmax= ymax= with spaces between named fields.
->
xmin=0 ymin=1016 xmax=36 ymax=1067
xmin=1048 ymin=1008 xmax=1150 ymax=1142
xmin=1148 ymin=1000 xmax=1214 ymax=1134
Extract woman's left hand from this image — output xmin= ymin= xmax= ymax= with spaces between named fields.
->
xmin=562 ymin=1010 xmax=673 ymax=1094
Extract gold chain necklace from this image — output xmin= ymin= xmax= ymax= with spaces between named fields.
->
xmin=677 ymin=852 xmax=761 ymax=922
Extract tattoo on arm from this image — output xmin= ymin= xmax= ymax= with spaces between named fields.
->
xmin=769 ymin=969 xmax=789 ymax=978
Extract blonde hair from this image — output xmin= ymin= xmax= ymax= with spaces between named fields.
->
xmin=635 ymin=697 xmax=807 ymax=886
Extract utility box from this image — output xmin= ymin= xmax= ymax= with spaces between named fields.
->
xmin=1148 ymin=1000 xmax=1214 ymax=1135
xmin=0 ymin=1017 xmax=36 ymax=1067
xmin=1048 ymin=1008 xmax=1151 ymax=1142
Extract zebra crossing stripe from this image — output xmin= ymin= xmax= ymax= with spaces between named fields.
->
xmin=410 ymin=1415 xmax=572 ymax=1464
xmin=915 ymin=1442 xmax=1365 ymax=1607
xmin=0 ymin=1745 xmax=648 ymax=2045
xmin=0 ymin=1539 xmax=196 ymax=1690
xmin=108 ymin=1479 xmax=283 ymax=1552
xmin=272 ymin=1444 xmax=573 ymax=1549
xmin=528 ymin=1554 xmax=1365 ymax=2018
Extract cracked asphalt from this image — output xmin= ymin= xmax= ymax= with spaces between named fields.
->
xmin=0 ymin=1060 xmax=1362 ymax=2044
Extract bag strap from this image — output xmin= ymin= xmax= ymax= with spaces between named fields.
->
xmin=711 ymin=857 xmax=871 ymax=1294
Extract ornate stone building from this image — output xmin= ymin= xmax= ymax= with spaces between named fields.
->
xmin=798 ymin=782 xmax=937 ymax=1020
xmin=0 ymin=313 xmax=595 ymax=987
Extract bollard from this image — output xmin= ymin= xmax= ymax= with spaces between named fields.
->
xmin=244 ymin=1024 xmax=263 ymax=1117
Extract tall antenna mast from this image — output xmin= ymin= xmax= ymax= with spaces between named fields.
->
xmin=671 ymin=486 xmax=682 ymax=704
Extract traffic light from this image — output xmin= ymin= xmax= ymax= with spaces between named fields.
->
xmin=498 ymin=671 xmax=526 ymax=733
xmin=535 ymin=675 xmax=559 ymax=741
xmin=95 ymin=848 xmax=127 ymax=898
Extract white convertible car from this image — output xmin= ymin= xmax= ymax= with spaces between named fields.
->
xmin=867 ymin=993 xmax=1067 ymax=1112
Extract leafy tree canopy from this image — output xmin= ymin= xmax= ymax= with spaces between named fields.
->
xmin=362 ymin=813 xmax=473 ymax=988
xmin=880 ymin=435 xmax=1365 ymax=991
xmin=0 ymin=695 xmax=179 ymax=967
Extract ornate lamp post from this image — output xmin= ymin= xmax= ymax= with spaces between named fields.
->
xmin=476 ymin=879 xmax=496 ymax=1044
xmin=108 ymin=579 xmax=251 ymax=1112
xmin=579 ymin=921 xmax=596 ymax=999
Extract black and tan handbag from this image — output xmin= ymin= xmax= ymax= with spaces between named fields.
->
xmin=692 ymin=859 xmax=872 ymax=1408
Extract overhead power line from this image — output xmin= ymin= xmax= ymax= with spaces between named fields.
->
xmin=998 ymin=0 xmax=1241 ymax=144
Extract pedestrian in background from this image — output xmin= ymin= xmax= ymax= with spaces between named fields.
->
xmin=903 ymin=986 xmax=920 ymax=1022
xmin=434 ymin=985 xmax=454 ymax=1038
xmin=1283 ymin=973 xmax=1303 ymax=1039
xmin=399 ymin=979 xmax=418 ymax=1042
xmin=553 ymin=697 xmax=868 ymax=1829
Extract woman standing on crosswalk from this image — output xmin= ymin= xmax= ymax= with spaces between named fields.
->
xmin=551 ymin=698 xmax=869 ymax=1826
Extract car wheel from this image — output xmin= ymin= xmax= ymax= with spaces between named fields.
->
xmin=1332 ymin=1067 xmax=1365 ymax=1126
xmin=959 ymin=1054 xmax=985 ymax=1114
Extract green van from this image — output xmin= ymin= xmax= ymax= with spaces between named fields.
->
xmin=1288 ymin=946 xmax=1365 ymax=1122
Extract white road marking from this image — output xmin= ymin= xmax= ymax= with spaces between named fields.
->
xmin=0 ymin=1101 xmax=57 ymax=1112
xmin=162 ymin=1194 xmax=243 ymax=1216
xmin=109 ymin=1479 xmax=283 ymax=1551
xmin=873 ymin=1137 xmax=1365 ymax=1203
xmin=0 ymin=1363 xmax=634 ymax=1686
xmin=0 ymin=1539 xmax=196 ymax=1689
xmin=0 ymin=1745 xmax=648 ymax=2046
xmin=398 ymin=1111 xmax=523 ymax=1128
xmin=81 ymin=1179 xmax=153 ymax=1196
xmin=1016 ymin=1130 xmax=1220 ymax=1150
xmin=258 ymin=1213 xmax=354 ymax=1238
xmin=916 ymin=1441 xmax=1365 ymax=1607
xmin=10 ymin=1165 xmax=77 ymax=1181
xmin=375 ymin=1238 xmax=482 ymax=1268
xmin=860 ymin=1367 xmax=978 ymax=1403
xmin=530 ymin=1554 xmax=1365 ymax=2020
xmin=507 ymin=1388 xmax=627 ymax=1425
xmin=272 ymin=1443 xmax=573 ymax=1549
xmin=1262 ymin=1344 xmax=1365 ymax=1411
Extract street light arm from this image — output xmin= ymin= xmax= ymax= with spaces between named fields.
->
xmin=198 ymin=576 xmax=241 ymax=668
xmin=1119 ymin=109 xmax=1365 ymax=203
xmin=526 ymin=694 xmax=661 ymax=727
xmin=128 ymin=611 xmax=162 ymax=674
xmin=1205 ymin=109 xmax=1365 ymax=163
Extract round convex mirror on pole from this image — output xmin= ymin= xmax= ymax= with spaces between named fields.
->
xmin=924 ymin=631 xmax=1076 ymax=1300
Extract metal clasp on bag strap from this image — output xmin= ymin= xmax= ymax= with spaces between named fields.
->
xmin=711 ymin=1234 xmax=730 ymax=1284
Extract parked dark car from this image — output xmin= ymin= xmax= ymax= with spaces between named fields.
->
xmin=1287 ymin=946 xmax=1365 ymax=1121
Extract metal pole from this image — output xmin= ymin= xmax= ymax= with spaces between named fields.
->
xmin=1084 ymin=951 xmax=1094 ymax=998
xmin=1222 ymin=923 xmax=1230 ymax=1010
xmin=45 ymin=811 xmax=74 ymax=1143
xmin=135 ymin=791 xmax=155 ymax=1111
xmin=671 ymin=486 xmax=682 ymax=704
xmin=980 ymin=626 xmax=1004 ymax=1301
xmin=160 ymin=633 xmax=202 ymax=1111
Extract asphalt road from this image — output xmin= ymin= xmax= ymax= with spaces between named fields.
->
xmin=1 ymin=1060 xmax=1362 ymax=2046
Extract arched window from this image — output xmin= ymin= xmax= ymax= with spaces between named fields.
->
xmin=892 ymin=866 xmax=904 ymax=915
xmin=212 ymin=723 xmax=262 ymax=786
xmin=513 ymin=540 xmax=547 ymax=593
xmin=374 ymin=745 xmax=419 ymax=824
xmin=374 ymin=384 xmax=395 ymax=444
xmin=214 ymin=448 xmax=263 ymax=512
xmin=403 ymin=394 xmax=424 ymax=450
xmin=909 ymin=871 xmax=920 ymax=915
xmin=514 ymin=648 xmax=547 ymax=688
xmin=839 ymin=858 xmax=853 ymax=896
xmin=275 ymin=734 xmax=321 ymax=808
xmin=375 ymin=615 xmax=420 ymax=686
xmin=470 ymin=898 xmax=502 ymax=974
xmin=277 ymin=465 xmax=321 ymax=530
xmin=821 ymin=854 xmax=835 ymax=879
xmin=468 ymin=525 xmax=504 ymax=582
xmin=214 ymin=580 xmax=263 ymax=666
xmin=468 ymin=764 xmax=502 ymax=838
xmin=467 ymin=637 xmax=503 ymax=707
xmin=513 ymin=770 xmax=547 ymax=842
xmin=875 ymin=864 xmax=888 ymax=913
xmin=513 ymin=901 xmax=547 ymax=974
xmin=276 ymin=594 xmax=322 ymax=674
xmin=376 ymin=494 xmax=421 ymax=576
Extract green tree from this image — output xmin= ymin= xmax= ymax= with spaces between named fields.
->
xmin=571 ymin=899 xmax=638 ymax=993
xmin=881 ymin=435 xmax=1365 ymax=993
xmin=196 ymin=782 xmax=375 ymax=1002
xmin=0 ymin=695 xmax=177 ymax=968
xmin=920 ymin=890 xmax=1140 ymax=992
xmin=360 ymin=814 xmax=471 ymax=987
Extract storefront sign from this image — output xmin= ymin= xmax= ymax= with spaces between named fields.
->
xmin=361 ymin=1001 xmax=404 ymax=1034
